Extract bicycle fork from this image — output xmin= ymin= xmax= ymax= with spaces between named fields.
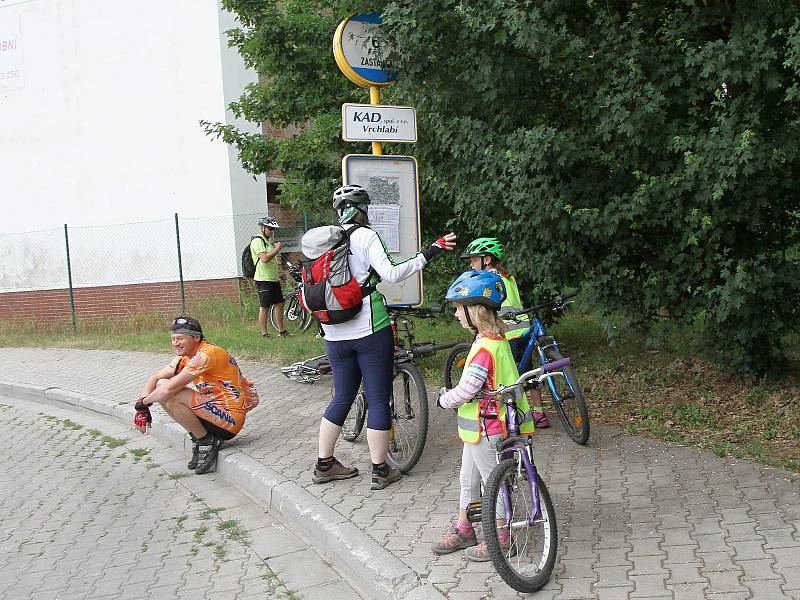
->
xmin=500 ymin=445 xmax=542 ymax=530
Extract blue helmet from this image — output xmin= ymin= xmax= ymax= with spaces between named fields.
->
xmin=445 ymin=270 xmax=506 ymax=309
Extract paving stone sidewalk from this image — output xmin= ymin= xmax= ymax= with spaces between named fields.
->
xmin=1 ymin=347 xmax=799 ymax=599
xmin=0 ymin=394 xmax=362 ymax=600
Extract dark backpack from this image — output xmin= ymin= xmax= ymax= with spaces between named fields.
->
xmin=298 ymin=225 xmax=378 ymax=325
xmin=241 ymin=236 xmax=266 ymax=279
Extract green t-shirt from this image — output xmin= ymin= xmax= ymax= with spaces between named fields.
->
xmin=250 ymin=236 xmax=278 ymax=282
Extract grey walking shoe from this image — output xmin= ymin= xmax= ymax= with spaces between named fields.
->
xmin=432 ymin=524 xmax=477 ymax=555
xmin=371 ymin=467 xmax=401 ymax=490
xmin=464 ymin=538 xmax=517 ymax=562
xmin=312 ymin=457 xmax=359 ymax=483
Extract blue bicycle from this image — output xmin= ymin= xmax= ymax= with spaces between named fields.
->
xmin=443 ymin=290 xmax=590 ymax=445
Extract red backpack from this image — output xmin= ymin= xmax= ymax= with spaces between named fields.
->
xmin=299 ymin=225 xmax=379 ymax=325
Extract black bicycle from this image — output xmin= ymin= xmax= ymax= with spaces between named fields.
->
xmin=282 ymin=306 xmax=459 ymax=473
xmin=269 ymin=261 xmax=315 ymax=334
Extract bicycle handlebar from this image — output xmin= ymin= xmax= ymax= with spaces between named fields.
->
xmin=505 ymin=290 xmax=578 ymax=320
xmin=481 ymin=357 xmax=572 ymax=399
xmin=387 ymin=305 xmax=444 ymax=319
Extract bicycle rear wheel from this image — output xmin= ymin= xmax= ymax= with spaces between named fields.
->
xmin=443 ymin=342 xmax=471 ymax=389
xmin=482 ymin=456 xmax=558 ymax=593
xmin=341 ymin=388 xmax=367 ymax=442
xmin=542 ymin=347 xmax=590 ymax=444
xmin=271 ymin=294 xmax=308 ymax=335
xmin=386 ymin=362 xmax=428 ymax=473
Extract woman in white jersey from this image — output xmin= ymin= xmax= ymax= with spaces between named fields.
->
xmin=312 ymin=184 xmax=456 ymax=490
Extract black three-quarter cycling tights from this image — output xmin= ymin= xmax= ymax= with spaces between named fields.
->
xmin=323 ymin=326 xmax=393 ymax=431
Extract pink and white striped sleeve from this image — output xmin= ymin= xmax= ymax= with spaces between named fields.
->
xmin=437 ymin=349 xmax=492 ymax=409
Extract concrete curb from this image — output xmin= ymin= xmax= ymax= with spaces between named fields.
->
xmin=0 ymin=379 xmax=441 ymax=600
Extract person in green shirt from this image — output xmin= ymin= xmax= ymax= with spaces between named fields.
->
xmin=251 ymin=217 xmax=289 ymax=338
xmin=460 ymin=237 xmax=550 ymax=428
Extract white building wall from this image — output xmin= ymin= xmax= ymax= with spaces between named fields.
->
xmin=0 ymin=0 xmax=264 ymax=290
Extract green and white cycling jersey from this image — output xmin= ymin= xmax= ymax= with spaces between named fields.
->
xmin=320 ymin=224 xmax=428 ymax=342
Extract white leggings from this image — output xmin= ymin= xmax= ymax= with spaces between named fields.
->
xmin=459 ymin=435 xmax=504 ymax=515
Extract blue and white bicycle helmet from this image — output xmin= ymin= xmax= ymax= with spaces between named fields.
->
xmin=445 ymin=270 xmax=506 ymax=310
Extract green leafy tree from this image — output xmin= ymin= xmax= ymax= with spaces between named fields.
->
xmin=210 ymin=0 xmax=800 ymax=373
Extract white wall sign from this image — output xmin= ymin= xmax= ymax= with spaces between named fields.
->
xmin=342 ymin=103 xmax=417 ymax=143
xmin=0 ymin=13 xmax=23 ymax=90
xmin=343 ymin=154 xmax=423 ymax=306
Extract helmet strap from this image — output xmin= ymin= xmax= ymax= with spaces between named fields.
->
xmin=463 ymin=305 xmax=478 ymax=334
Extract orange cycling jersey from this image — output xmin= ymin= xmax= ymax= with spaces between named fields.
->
xmin=169 ymin=341 xmax=259 ymax=436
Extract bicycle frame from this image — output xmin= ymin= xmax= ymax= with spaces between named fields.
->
xmin=512 ymin=305 xmax=573 ymax=404
xmin=498 ymin=391 xmax=542 ymax=523
xmin=493 ymin=365 xmax=569 ymax=525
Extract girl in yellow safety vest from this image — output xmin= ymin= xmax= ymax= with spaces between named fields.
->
xmin=432 ymin=270 xmax=536 ymax=562
xmin=460 ymin=237 xmax=550 ymax=428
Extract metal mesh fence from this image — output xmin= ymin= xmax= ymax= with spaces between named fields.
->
xmin=0 ymin=211 xmax=306 ymax=296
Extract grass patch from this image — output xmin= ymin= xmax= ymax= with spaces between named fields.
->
xmin=129 ymin=448 xmax=151 ymax=461
xmin=198 ymin=507 xmax=223 ymax=520
xmin=193 ymin=526 xmax=208 ymax=543
xmin=101 ymin=436 xmax=127 ymax=449
xmin=169 ymin=472 xmax=189 ymax=480
xmin=61 ymin=419 xmax=83 ymax=430
xmin=217 ymin=519 xmax=250 ymax=544
xmin=213 ymin=544 xmax=226 ymax=560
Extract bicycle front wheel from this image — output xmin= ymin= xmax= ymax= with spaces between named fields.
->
xmin=386 ymin=362 xmax=429 ymax=473
xmin=341 ymin=388 xmax=367 ymax=442
xmin=542 ymin=348 xmax=590 ymax=444
xmin=482 ymin=456 xmax=558 ymax=593
xmin=271 ymin=294 xmax=308 ymax=335
xmin=443 ymin=342 xmax=471 ymax=389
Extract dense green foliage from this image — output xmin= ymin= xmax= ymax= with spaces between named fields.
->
xmin=208 ymin=1 xmax=800 ymax=373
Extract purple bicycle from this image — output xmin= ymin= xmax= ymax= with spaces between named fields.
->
xmin=467 ymin=358 xmax=570 ymax=592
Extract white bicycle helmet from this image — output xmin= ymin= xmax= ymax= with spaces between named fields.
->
xmin=258 ymin=216 xmax=280 ymax=229
xmin=332 ymin=185 xmax=370 ymax=224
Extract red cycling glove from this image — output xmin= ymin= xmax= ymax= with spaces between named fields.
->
xmin=134 ymin=401 xmax=152 ymax=434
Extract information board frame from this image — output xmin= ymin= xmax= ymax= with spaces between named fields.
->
xmin=342 ymin=154 xmax=422 ymax=306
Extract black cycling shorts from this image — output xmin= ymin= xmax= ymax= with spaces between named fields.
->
xmin=256 ymin=281 xmax=285 ymax=308
xmin=198 ymin=417 xmax=236 ymax=441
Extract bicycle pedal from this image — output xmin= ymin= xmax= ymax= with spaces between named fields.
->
xmin=466 ymin=501 xmax=482 ymax=523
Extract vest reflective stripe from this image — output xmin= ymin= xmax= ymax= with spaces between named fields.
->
xmin=456 ymin=415 xmax=480 ymax=433
xmin=456 ymin=336 xmax=535 ymax=443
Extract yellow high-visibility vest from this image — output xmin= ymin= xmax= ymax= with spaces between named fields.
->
xmin=456 ymin=336 xmax=535 ymax=443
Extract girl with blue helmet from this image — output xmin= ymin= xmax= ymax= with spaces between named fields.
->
xmin=432 ymin=270 xmax=536 ymax=561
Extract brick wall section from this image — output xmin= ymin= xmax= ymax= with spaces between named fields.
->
xmin=0 ymin=279 xmax=244 ymax=323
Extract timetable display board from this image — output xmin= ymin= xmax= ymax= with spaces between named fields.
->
xmin=342 ymin=154 xmax=422 ymax=306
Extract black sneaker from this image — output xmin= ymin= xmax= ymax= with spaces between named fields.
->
xmin=187 ymin=440 xmax=201 ymax=470
xmin=194 ymin=437 xmax=223 ymax=475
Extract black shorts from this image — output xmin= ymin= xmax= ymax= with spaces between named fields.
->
xmin=256 ymin=280 xmax=285 ymax=308
xmin=198 ymin=417 xmax=236 ymax=441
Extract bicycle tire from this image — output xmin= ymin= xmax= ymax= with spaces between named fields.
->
xmin=482 ymin=456 xmax=558 ymax=593
xmin=386 ymin=362 xmax=429 ymax=473
xmin=341 ymin=389 xmax=367 ymax=442
xmin=542 ymin=347 xmax=590 ymax=444
xmin=270 ymin=294 xmax=308 ymax=335
xmin=443 ymin=342 xmax=471 ymax=389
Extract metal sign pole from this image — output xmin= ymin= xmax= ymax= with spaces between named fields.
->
xmin=369 ymin=86 xmax=383 ymax=156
